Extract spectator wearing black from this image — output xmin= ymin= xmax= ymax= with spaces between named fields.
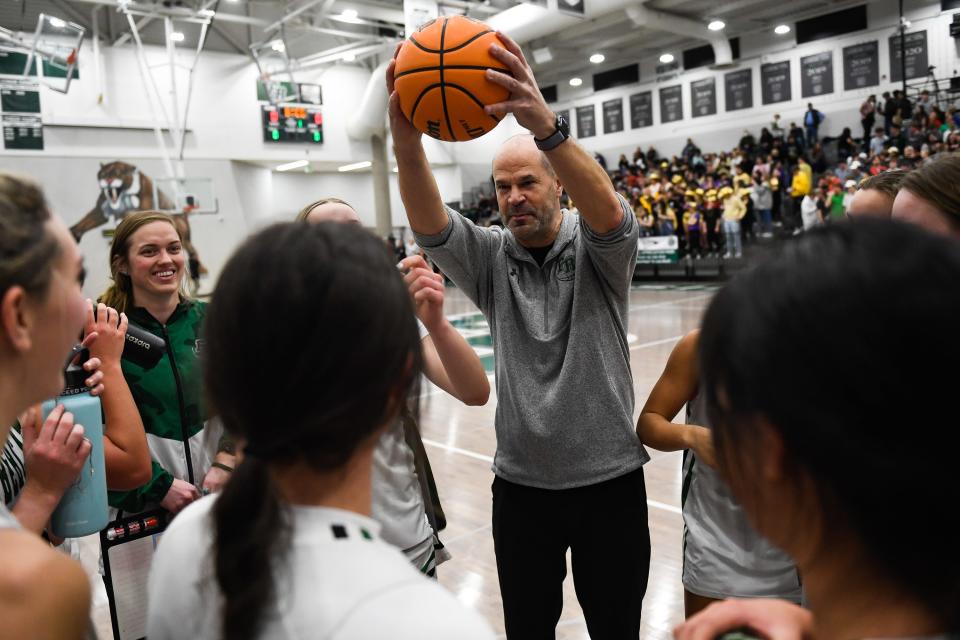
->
xmin=759 ymin=127 xmax=773 ymax=154
xmin=886 ymin=124 xmax=906 ymax=153
xmin=883 ymin=91 xmax=898 ymax=136
xmin=789 ymin=122 xmax=805 ymax=148
xmin=837 ymin=127 xmax=856 ymax=162
xmin=682 ymin=138 xmax=700 ymax=164
xmin=906 ymin=123 xmax=925 ymax=151
xmin=809 ymin=143 xmax=827 ymax=176
xmin=896 ymin=91 xmax=912 ymax=126
xmin=860 ymin=95 xmax=876 ymax=150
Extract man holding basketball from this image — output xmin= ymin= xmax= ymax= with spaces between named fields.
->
xmin=388 ymin=30 xmax=649 ymax=639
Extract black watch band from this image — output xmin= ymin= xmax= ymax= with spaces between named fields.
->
xmin=535 ymin=114 xmax=570 ymax=151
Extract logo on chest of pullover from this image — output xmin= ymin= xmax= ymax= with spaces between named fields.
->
xmin=556 ymin=254 xmax=576 ymax=281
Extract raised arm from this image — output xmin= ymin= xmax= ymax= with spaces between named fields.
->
xmin=636 ymin=331 xmax=714 ymax=467
xmin=401 ymin=255 xmax=489 ymax=406
xmin=484 ymin=32 xmax=622 ymax=234
xmin=386 ymin=46 xmax=449 ymax=236
xmin=85 ymin=303 xmax=152 ymax=489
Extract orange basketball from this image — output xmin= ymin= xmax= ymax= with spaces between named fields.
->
xmin=394 ymin=16 xmax=510 ymax=142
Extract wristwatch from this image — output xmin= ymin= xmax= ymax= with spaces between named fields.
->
xmin=534 ymin=113 xmax=570 ymax=151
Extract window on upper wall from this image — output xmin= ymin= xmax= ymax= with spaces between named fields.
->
xmin=796 ymin=5 xmax=867 ymax=44
xmin=682 ymin=38 xmax=740 ymax=70
xmin=592 ymin=64 xmax=639 ymax=92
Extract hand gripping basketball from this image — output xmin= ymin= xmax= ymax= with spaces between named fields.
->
xmin=482 ymin=31 xmax=556 ymax=140
xmin=391 ymin=16 xmax=513 ymax=142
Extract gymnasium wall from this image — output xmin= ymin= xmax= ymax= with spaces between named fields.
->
xmin=0 ymin=40 xmax=462 ymax=296
xmin=450 ymin=0 xmax=960 ymax=169
xmin=545 ymin=0 xmax=960 ymax=160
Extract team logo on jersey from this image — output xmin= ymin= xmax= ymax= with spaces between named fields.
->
xmin=556 ymin=254 xmax=576 ymax=281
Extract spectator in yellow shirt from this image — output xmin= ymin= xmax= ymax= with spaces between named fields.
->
xmin=789 ymin=166 xmax=812 ymax=235
xmin=720 ymin=186 xmax=745 ymax=258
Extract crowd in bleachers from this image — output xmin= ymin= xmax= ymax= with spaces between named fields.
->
xmin=579 ymin=91 xmax=960 ymax=258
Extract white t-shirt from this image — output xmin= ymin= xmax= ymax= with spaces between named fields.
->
xmin=147 ymin=496 xmax=493 ymax=640
xmin=801 ymin=196 xmax=822 ymax=230
xmin=371 ymin=321 xmax=432 ymax=553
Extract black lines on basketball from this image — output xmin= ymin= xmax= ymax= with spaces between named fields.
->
xmin=408 ymin=29 xmax=493 ymax=55
xmin=409 ymin=83 xmax=444 ymax=125
xmin=394 ymin=65 xmax=510 ymax=79
xmin=447 ymin=83 xmax=502 ymax=128
xmin=439 ymin=18 xmax=455 ymax=142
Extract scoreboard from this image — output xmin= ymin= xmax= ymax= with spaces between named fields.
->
xmin=262 ymin=105 xmax=323 ymax=144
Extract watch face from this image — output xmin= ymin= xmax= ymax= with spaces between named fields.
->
xmin=557 ymin=114 xmax=570 ymax=136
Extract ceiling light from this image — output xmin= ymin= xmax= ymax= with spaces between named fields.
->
xmin=569 ymin=77 xmax=582 ymax=87
xmin=342 ymin=52 xmax=356 ymax=62
xmin=659 ymin=53 xmax=674 ymax=63
xmin=774 ymin=24 xmax=790 ymax=35
xmin=170 ymin=31 xmax=185 ymax=42
xmin=276 ymin=160 xmax=309 ymax=172
xmin=199 ymin=9 xmax=215 ymax=17
xmin=49 ymin=17 xmax=66 ymax=29
xmin=589 ymin=53 xmax=605 ymax=64
xmin=532 ymin=47 xmax=552 ymax=64
xmin=340 ymin=9 xmax=362 ymax=22
xmin=338 ymin=161 xmax=372 ymax=172
xmin=270 ymin=40 xmax=285 ymax=52
xmin=707 ymin=20 xmax=725 ymax=31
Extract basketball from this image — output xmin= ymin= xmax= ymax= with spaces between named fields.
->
xmin=393 ymin=16 xmax=510 ymax=142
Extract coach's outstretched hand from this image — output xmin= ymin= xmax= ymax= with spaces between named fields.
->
xmin=386 ymin=43 xmax=423 ymax=148
xmin=483 ymin=32 xmax=555 ymax=140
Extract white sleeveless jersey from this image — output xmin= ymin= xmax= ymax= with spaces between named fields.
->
xmin=682 ymin=391 xmax=802 ymax=600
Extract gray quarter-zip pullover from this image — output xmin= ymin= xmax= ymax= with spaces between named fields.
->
xmin=414 ymin=198 xmax=648 ymax=489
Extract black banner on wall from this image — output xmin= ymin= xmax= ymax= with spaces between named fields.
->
xmin=690 ymin=77 xmax=717 ymax=117
xmin=889 ymin=31 xmax=928 ymax=82
xmin=843 ymin=41 xmax=879 ymax=90
xmin=801 ymin=51 xmax=834 ymax=98
xmin=659 ymin=85 xmax=683 ymax=123
xmin=629 ymin=91 xmax=653 ymax=128
xmin=724 ymin=68 xmax=753 ymax=111
xmin=602 ymin=98 xmax=624 ymax=134
xmin=761 ymin=60 xmax=792 ymax=105
xmin=576 ymin=104 xmax=596 ymax=138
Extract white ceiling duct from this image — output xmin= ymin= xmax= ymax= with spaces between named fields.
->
xmin=485 ymin=0 xmax=638 ymax=44
xmin=625 ymin=4 xmax=734 ymax=68
xmin=347 ymin=58 xmax=391 ymax=140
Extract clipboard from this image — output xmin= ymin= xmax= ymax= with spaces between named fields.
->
xmin=99 ymin=510 xmax=170 ymax=640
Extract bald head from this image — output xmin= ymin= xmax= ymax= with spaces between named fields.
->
xmin=495 ymin=134 xmax=556 ymax=178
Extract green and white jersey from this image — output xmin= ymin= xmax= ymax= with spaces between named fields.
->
xmin=108 ymin=300 xmax=221 ymax=514
xmin=682 ymin=391 xmax=802 ymax=601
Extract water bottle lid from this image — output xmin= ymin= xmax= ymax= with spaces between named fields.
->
xmin=61 ymin=344 xmax=91 ymax=396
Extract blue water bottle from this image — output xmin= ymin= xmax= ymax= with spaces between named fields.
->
xmin=41 ymin=345 xmax=108 ymax=538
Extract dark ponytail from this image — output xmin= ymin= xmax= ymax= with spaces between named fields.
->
xmin=204 ymin=222 xmax=422 ymax=639
xmin=212 ymin=458 xmax=288 ymax=640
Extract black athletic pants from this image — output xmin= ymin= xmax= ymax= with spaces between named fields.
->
xmin=492 ymin=468 xmax=651 ymax=640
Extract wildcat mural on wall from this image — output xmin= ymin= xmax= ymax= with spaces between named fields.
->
xmin=69 ymin=161 xmax=206 ymax=289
